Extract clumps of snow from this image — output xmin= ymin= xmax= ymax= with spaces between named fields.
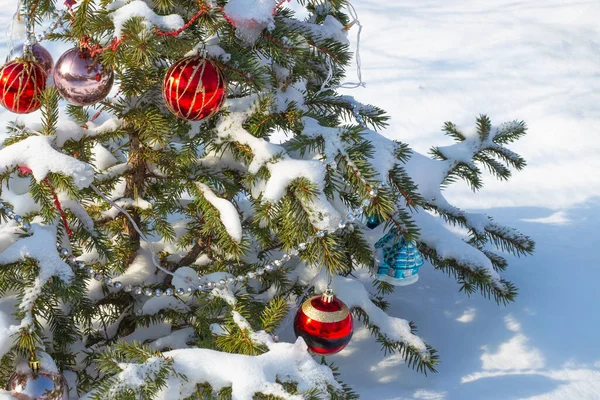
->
xmin=215 ymin=96 xmax=342 ymax=231
xmin=504 ymin=315 xmax=521 ymax=333
xmin=19 ymin=118 xmax=122 ymax=147
xmin=321 ymin=275 xmax=429 ymax=356
xmin=157 ymin=338 xmax=340 ymax=399
xmin=86 ymin=246 xmax=165 ymax=301
xmin=96 ymin=163 xmax=130 ymax=182
xmin=262 ymin=159 xmax=342 ymax=231
xmin=366 ymin=129 xmax=404 ymax=182
xmin=109 ymin=0 xmax=184 ymax=38
xmin=90 ymin=118 xmax=123 ymax=135
xmin=0 ymin=136 xmax=94 ymax=188
xmin=0 ymin=222 xmax=74 ymax=356
xmin=92 ymin=143 xmax=118 ymax=170
xmin=58 ymin=194 xmax=95 ymax=234
xmin=101 ymin=197 xmax=153 ymax=219
xmin=301 ymin=117 xmax=343 ymax=161
xmin=171 ymin=266 xmax=199 ymax=289
xmin=274 ymin=81 xmax=308 ymax=112
xmin=283 ymin=15 xmax=349 ymax=45
xmin=0 ymin=222 xmax=74 ymax=286
xmin=197 ymin=183 xmax=243 ymax=242
xmin=480 ymin=333 xmax=545 ymax=371
xmin=404 ymin=150 xmax=446 ymax=202
xmin=0 ymin=296 xmax=19 ymax=360
xmin=232 ymin=311 xmax=252 ymax=331
xmin=261 ymin=159 xmax=323 ymax=201
xmin=150 ymin=327 xmax=194 ymax=351
xmin=224 ymin=0 xmax=279 ymax=43
xmin=121 ymin=322 xmax=172 ymax=345
xmin=411 ymin=210 xmax=502 ymax=286
xmin=217 ymin=96 xmax=284 ymax=175
xmin=110 ymin=357 xmax=164 ymax=396
xmin=187 ymin=39 xmax=232 ymax=63
xmin=50 ymin=118 xmax=122 ymax=147
xmin=0 ymin=179 xmax=39 ymax=216
xmin=142 ymin=296 xmax=189 ymax=315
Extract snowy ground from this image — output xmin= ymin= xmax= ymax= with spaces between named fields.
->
xmin=323 ymin=1 xmax=600 ymax=399
xmin=1 ymin=0 xmax=599 ymax=399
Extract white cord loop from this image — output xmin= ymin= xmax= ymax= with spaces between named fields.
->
xmin=316 ymin=2 xmax=365 ymax=95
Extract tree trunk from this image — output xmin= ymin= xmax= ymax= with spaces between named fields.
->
xmin=124 ymin=130 xmax=146 ymax=260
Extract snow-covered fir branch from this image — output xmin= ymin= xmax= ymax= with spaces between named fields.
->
xmin=0 ymin=0 xmax=533 ymax=398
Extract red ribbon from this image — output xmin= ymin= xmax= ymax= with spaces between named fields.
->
xmin=18 ymin=166 xmax=73 ymax=237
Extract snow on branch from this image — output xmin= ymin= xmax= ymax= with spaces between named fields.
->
xmin=163 ymin=339 xmax=339 ymax=399
xmin=282 ymin=16 xmax=350 ymax=45
xmin=224 ymin=0 xmax=278 ymax=43
xmin=197 ymin=183 xmax=243 ymax=242
xmin=0 ymin=136 xmax=94 ymax=189
xmin=0 ymin=222 xmax=74 ymax=287
xmin=214 ymin=96 xmax=343 ymax=231
xmin=327 ymin=275 xmax=429 ymax=353
xmin=0 ymin=221 xmax=74 ymax=358
xmin=297 ymin=269 xmax=437 ymax=372
xmin=86 ymin=339 xmax=341 ymax=400
xmin=108 ymin=0 xmax=184 ymax=38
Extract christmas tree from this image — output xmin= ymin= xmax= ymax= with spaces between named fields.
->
xmin=0 ymin=0 xmax=534 ymax=398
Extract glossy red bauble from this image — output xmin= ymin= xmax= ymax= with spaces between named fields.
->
xmin=0 ymin=59 xmax=46 ymax=114
xmin=294 ymin=290 xmax=353 ymax=355
xmin=162 ymin=56 xmax=226 ymax=121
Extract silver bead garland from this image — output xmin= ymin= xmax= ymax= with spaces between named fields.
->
xmin=0 ymin=189 xmax=378 ymax=298
xmin=13 ymin=4 xmax=69 ymax=59
xmin=33 ymin=10 xmax=69 ymax=46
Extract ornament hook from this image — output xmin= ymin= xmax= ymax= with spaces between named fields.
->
xmin=321 ymin=287 xmax=334 ymax=303
xmin=28 ymin=352 xmax=40 ymax=374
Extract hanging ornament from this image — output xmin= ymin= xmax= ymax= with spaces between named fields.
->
xmin=162 ymin=55 xmax=227 ymax=121
xmin=53 ymin=47 xmax=114 ymax=106
xmin=0 ymin=58 xmax=46 ymax=114
xmin=366 ymin=214 xmax=382 ymax=230
xmin=374 ymin=229 xmax=424 ymax=286
xmin=294 ymin=288 xmax=353 ymax=356
xmin=8 ymin=44 xmax=54 ymax=75
xmin=6 ymin=357 xmax=69 ymax=400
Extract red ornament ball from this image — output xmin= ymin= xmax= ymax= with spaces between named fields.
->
xmin=0 ymin=59 xmax=46 ymax=114
xmin=162 ymin=56 xmax=226 ymax=121
xmin=294 ymin=290 xmax=353 ymax=355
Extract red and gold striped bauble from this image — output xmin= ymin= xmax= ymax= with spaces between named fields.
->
xmin=162 ymin=56 xmax=226 ymax=121
xmin=0 ymin=59 xmax=46 ymax=114
xmin=294 ymin=289 xmax=353 ymax=355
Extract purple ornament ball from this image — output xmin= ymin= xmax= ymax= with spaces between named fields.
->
xmin=7 ymin=367 xmax=69 ymax=400
xmin=8 ymin=43 xmax=54 ymax=75
xmin=53 ymin=47 xmax=114 ymax=106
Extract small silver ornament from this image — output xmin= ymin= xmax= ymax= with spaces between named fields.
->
xmin=7 ymin=368 xmax=69 ymax=400
xmin=53 ymin=47 xmax=114 ymax=106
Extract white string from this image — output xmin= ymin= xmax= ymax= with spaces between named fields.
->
xmin=316 ymin=1 xmax=365 ymax=95
xmin=89 ymin=184 xmax=193 ymax=282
